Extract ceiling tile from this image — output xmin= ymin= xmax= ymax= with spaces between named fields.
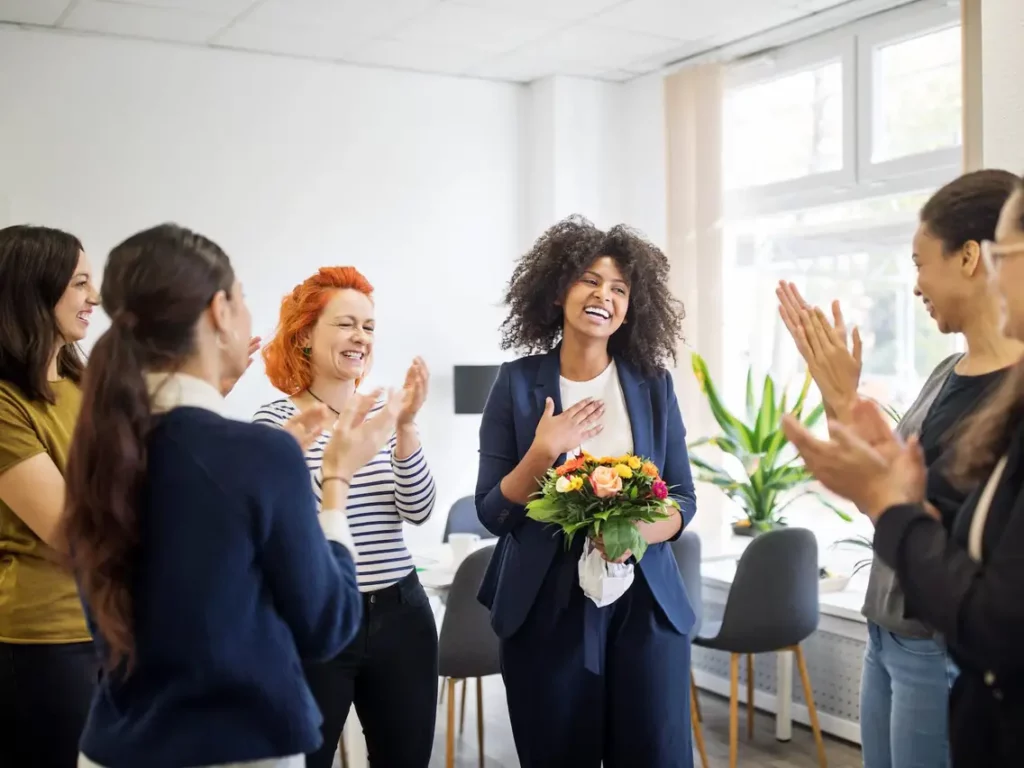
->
xmin=97 ymin=0 xmax=255 ymax=16
xmin=386 ymin=4 xmax=563 ymax=55
xmin=344 ymin=38 xmax=486 ymax=75
xmin=214 ymin=0 xmax=438 ymax=57
xmin=448 ymin=0 xmax=624 ymax=22
xmin=506 ymin=23 xmax=685 ymax=71
xmin=60 ymin=0 xmax=227 ymax=42
xmin=590 ymin=0 xmax=723 ymax=40
xmin=0 ymin=0 xmax=72 ymax=25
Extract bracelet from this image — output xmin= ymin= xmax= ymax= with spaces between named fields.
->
xmin=322 ymin=475 xmax=351 ymax=488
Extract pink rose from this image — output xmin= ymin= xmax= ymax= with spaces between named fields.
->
xmin=651 ymin=480 xmax=668 ymax=500
xmin=589 ymin=466 xmax=623 ymax=498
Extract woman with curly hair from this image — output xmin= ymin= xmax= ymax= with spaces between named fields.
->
xmin=254 ymin=267 xmax=437 ymax=768
xmin=476 ymin=216 xmax=698 ymax=767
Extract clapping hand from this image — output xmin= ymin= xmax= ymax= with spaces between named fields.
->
xmin=397 ymin=357 xmax=429 ymax=427
xmin=220 ymin=336 xmax=262 ymax=396
xmin=532 ymin=397 xmax=604 ymax=461
xmin=781 ymin=398 xmax=926 ymax=522
xmin=323 ymin=388 xmax=404 ymax=480
xmin=776 ymin=281 xmax=862 ymax=419
xmin=282 ymin=404 xmax=334 ymax=452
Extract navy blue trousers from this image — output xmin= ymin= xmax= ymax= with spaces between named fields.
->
xmin=500 ymin=562 xmax=693 ymax=768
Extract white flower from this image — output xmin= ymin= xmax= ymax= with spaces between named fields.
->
xmin=555 ymin=475 xmax=573 ymax=493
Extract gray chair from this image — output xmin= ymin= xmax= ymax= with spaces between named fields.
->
xmin=692 ymin=527 xmax=826 ymax=768
xmin=442 ymin=495 xmax=492 ymax=542
xmin=670 ymin=531 xmax=709 ymax=768
xmin=438 ymin=545 xmax=499 ymax=768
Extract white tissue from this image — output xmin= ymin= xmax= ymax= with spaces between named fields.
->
xmin=578 ymin=537 xmax=634 ymax=607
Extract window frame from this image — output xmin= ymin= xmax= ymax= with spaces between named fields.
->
xmin=723 ymin=0 xmax=962 ymax=219
xmin=856 ymin=5 xmax=963 ymax=183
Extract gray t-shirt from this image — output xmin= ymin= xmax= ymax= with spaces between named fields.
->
xmin=861 ymin=353 xmax=961 ymax=637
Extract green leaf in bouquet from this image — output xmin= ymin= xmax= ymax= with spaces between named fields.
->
xmin=600 ymin=517 xmax=647 ymax=562
xmin=525 ymin=496 xmax=563 ymax=523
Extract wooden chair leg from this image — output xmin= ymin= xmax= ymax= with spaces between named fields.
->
xmin=729 ymin=653 xmax=739 ymax=768
xmin=691 ymin=674 xmax=703 ymax=722
xmin=746 ymin=653 xmax=755 ymax=739
xmin=439 ymin=677 xmax=446 ymax=705
xmin=793 ymin=645 xmax=827 ymax=768
xmin=459 ymin=678 xmax=468 ymax=733
xmin=446 ymin=678 xmax=457 ymax=768
xmin=476 ymin=677 xmax=485 ymax=767
xmin=690 ymin=677 xmax=710 ymax=768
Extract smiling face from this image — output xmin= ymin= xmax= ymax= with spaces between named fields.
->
xmin=992 ymin=189 xmax=1024 ymax=341
xmin=53 ymin=250 xmax=99 ymax=344
xmin=306 ymin=288 xmax=374 ymax=383
xmin=911 ymin=223 xmax=982 ymax=334
xmin=561 ymin=256 xmax=630 ymax=342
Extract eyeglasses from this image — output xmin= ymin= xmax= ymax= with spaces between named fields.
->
xmin=980 ymin=240 xmax=1024 ymax=272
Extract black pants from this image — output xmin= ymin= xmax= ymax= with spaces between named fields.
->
xmin=501 ymin=567 xmax=693 ymax=768
xmin=0 ymin=640 xmax=97 ymax=768
xmin=304 ymin=570 xmax=439 ymax=768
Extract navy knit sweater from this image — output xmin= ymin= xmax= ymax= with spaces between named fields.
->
xmin=78 ymin=406 xmax=362 ymax=768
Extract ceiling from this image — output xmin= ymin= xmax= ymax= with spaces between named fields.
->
xmin=1 ymin=0 xmax=893 ymax=82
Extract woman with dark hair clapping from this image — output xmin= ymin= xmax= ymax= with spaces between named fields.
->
xmin=784 ymin=177 xmax=1024 ymax=766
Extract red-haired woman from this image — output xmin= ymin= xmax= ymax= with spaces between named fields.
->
xmin=255 ymin=267 xmax=437 ymax=768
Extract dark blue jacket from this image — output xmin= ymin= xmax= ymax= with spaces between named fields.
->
xmin=475 ymin=349 xmax=697 ymax=640
xmin=78 ymin=408 xmax=362 ymax=768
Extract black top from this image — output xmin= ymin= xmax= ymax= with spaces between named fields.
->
xmin=919 ymin=368 xmax=1007 ymax=531
xmin=875 ymin=419 xmax=1024 ymax=765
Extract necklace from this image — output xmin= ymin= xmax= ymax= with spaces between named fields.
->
xmin=307 ymin=389 xmax=340 ymax=416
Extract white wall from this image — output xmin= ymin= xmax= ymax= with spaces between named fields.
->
xmin=0 ymin=26 xmax=524 ymax=548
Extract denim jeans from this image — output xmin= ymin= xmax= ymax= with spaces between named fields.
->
xmin=860 ymin=621 xmax=956 ymax=768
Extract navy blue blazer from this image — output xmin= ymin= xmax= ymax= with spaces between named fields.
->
xmin=475 ymin=348 xmax=697 ymax=641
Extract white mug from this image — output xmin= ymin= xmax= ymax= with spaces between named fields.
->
xmin=448 ymin=533 xmax=481 ymax=571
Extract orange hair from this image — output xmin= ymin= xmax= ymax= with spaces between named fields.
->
xmin=262 ymin=266 xmax=374 ymax=395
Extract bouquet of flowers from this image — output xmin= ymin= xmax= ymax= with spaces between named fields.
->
xmin=525 ymin=452 xmax=678 ymax=563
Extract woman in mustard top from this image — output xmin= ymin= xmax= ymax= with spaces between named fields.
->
xmin=0 ymin=226 xmax=100 ymax=767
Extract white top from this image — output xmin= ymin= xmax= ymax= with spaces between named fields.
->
xmin=254 ymin=398 xmax=436 ymax=592
xmin=968 ymin=454 xmax=1009 ymax=562
xmin=559 ymin=361 xmax=633 ymax=459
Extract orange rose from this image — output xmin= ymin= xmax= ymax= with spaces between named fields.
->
xmin=589 ymin=465 xmax=623 ymax=498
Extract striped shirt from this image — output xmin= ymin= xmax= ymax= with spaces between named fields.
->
xmin=253 ymin=398 xmax=435 ymax=592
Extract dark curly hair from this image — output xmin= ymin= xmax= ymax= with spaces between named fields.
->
xmin=500 ymin=216 xmax=685 ymax=375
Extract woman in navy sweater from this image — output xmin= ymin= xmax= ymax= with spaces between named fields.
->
xmin=62 ymin=224 xmax=400 ymax=768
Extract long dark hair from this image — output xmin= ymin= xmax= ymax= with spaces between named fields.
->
xmin=951 ymin=179 xmax=1024 ymax=485
xmin=0 ymin=225 xmax=86 ymax=401
xmin=64 ymin=224 xmax=235 ymax=673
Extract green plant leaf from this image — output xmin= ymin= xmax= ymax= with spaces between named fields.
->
xmin=745 ymin=367 xmax=757 ymax=424
xmin=691 ymin=353 xmax=753 ymax=450
xmin=813 ymin=493 xmax=854 ymax=522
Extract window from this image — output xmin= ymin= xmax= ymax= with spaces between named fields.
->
xmin=871 ymin=25 xmax=962 ymax=163
xmin=724 ymin=60 xmax=844 ymax=189
xmin=721 ymin=5 xmax=962 ymax=419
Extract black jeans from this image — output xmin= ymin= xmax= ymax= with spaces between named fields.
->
xmin=305 ymin=570 xmax=439 ymax=768
xmin=0 ymin=640 xmax=97 ymax=768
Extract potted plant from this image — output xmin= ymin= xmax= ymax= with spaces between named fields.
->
xmin=688 ymin=353 xmax=852 ymax=536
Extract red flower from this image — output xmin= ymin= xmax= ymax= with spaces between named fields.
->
xmin=651 ymin=480 xmax=668 ymax=500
